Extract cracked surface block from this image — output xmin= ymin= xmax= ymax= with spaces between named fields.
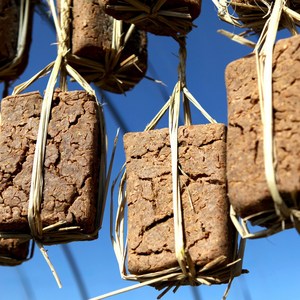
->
xmin=226 ymin=35 xmax=300 ymax=220
xmin=70 ymin=0 xmax=147 ymax=93
xmin=0 ymin=0 xmax=33 ymax=81
xmin=124 ymin=124 xmax=233 ymax=275
xmin=103 ymin=0 xmax=202 ymax=36
xmin=0 ymin=90 xmax=101 ymax=236
xmin=0 ymin=238 xmax=29 ymax=265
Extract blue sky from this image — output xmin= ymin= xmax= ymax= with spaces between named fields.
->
xmin=0 ymin=1 xmax=299 ymax=299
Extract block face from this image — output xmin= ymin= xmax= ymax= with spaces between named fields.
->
xmin=0 ymin=90 xmax=101 ymax=236
xmin=226 ymin=35 xmax=300 ymax=219
xmin=103 ymin=0 xmax=201 ymax=36
xmin=124 ymin=124 xmax=233 ymax=275
xmin=70 ymin=0 xmax=148 ymax=93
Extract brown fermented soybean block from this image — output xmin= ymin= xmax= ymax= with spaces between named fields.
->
xmin=71 ymin=0 xmax=147 ymax=93
xmin=0 ymin=90 xmax=100 ymax=235
xmin=124 ymin=124 xmax=233 ymax=274
xmin=226 ymin=35 xmax=300 ymax=219
xmin=103 ymin=0 xmax=202 ymax=36
xmin=0 ymin=239 xmax=29 ymax=265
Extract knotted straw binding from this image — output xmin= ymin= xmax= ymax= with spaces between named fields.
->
xmin=103 ymin=0 xmax=201 ymax=36
xmin=90 ymin=36 xmax=246 ymax=300
xmin=0 ymin=0 xmax=108 ymax=286
xmin=66 ymin=0 xmax=147 ymax=94
xmin=213 ymin=0 xmax=300 ymax=46
xmin=214 ymin=0 xmax=300 ymax=238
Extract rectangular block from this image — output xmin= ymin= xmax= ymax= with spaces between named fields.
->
xmin=0 ymin=0 xmax=33 ymax=81
xmin=0 ymin=90 xmax=102 ymax=240
xmin=124 ymin=124 xmax=234 ymax=275
xmin=225 ymin=35 xmax=300 ymax=222
xmin=69 ymin=0 xmax=147 ymax=93
xmin=0 ymin=239 xmax=30 ymax=266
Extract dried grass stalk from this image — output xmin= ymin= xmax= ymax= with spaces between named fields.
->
xmin=214 ymin=0 xmax=300 ymax=34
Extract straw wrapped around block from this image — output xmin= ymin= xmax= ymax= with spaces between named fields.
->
xmin=230 ymin=0 xmax=300 ymax=32
xmin=124 ymin=124 xmax=234 ymax=275
xmin=0 ymin=239 xmax=30 ymax=266
xmin=226 ymin=35 xmax=300 ymax=227
xmin=68 ymin=0 xmax=147 ymax=94
xmin=103 ymin=0 xmax=202 ymax=36
xmin=0 ymin=0 xmax=33 ymax=81
xmin=0 ymin=90 xmax=102 ymax=243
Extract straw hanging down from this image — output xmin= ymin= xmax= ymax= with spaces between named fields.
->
xmin=91 ymin=37 xmax=245 ymax=300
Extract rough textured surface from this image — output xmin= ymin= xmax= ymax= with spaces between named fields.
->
xmin=226 ymin=35 xmax=300 ymax=220
xmin=70 ymin=0 xmax=147 ymax=93
xmin=0 ymin=0 xmax=33 ymax=81
xmin=103 ymin=0 xmax=202 ymax=36
xmin=124 ymin=124 xmax=233 ymax=275
xmin=0 ymin=239 xmax=29 ymax=265
xmin=0 ymin=90 xmax=101 ymax=235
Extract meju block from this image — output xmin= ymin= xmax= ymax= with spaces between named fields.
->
xmin=225 ymin=35 xmax=300 ymax=224
xmin=124 ymin=124 xmax=234 ymax=275
xmin=0 ymin=90 xmax=102 ymax=243
xmin=68 ymin=0 xmax=147 ymax=93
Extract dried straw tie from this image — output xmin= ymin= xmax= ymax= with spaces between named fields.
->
xmin=9 ymin=0 xmax=107 ymax=287
xmin=213 ymin=0 xmax=300 ymax=238
xmin=90 ymin=36 xmax=246 ymax=300
xmin=212 ymin=0 xmax=300 ymax=47
xmin=67 ymin=16 xmax=142 ymax=93
xmin=105 ymin=0 xmax=195 ymax=35
xmin=0 ymin=0 xmax=31 ymax=96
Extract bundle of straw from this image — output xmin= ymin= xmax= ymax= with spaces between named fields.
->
xmin=103 ymin=0 xmax=201 ymax=36
xmin=215 ymin=0 xmax=300 ymax=34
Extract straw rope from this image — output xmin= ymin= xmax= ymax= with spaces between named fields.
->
xmin=92 ymin=36 xmax=246 ymax=300
xmin=0 ymin=0 xmax=31 ymax=82
xmin=104 ymin=0 xmax=195 ymax=36
xmin=213 ymin=0 xmax=300 ymax=237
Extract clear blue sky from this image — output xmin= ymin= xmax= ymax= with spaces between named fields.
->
xmin=0 ymin=1 xmax=299 ymax=300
